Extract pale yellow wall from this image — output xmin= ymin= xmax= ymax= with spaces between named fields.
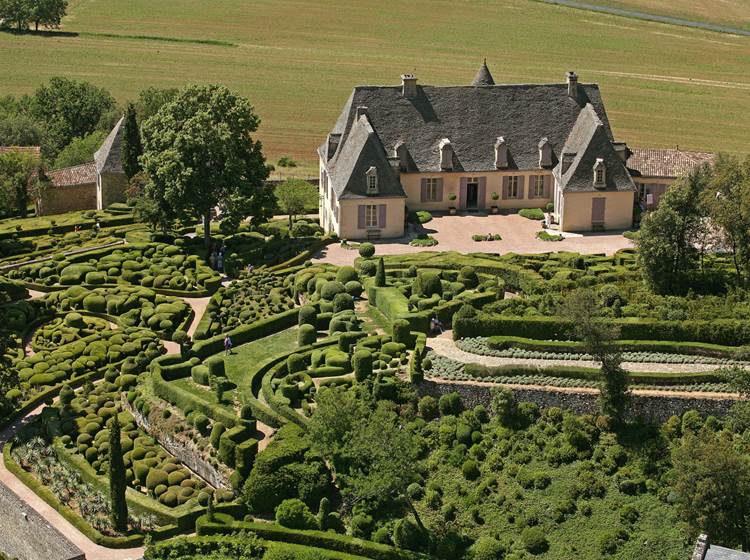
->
xmin=560 ymin=191 xmax=635 ymax=232
xmin=339 ymin=197 xmax=405 ymax=239
xmin=632 ymin=176 xmax=674 ymax=209
xmin=400 ymin=170 xmax=553 ymax=211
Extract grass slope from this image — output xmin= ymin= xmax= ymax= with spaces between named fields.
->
xmin=1 ymin=0 xmax=749 ymax=164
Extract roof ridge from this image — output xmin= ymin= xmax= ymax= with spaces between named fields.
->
xmin=50 ymin=161 xmax=96 ymax=173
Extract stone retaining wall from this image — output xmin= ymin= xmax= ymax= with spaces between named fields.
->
xmin=122 ymin=398 xmax=231 ymax=490
xmin=418 ymin=379 xmax=738 ymax=423
xmin=0 ymin=480 xmax=84 ymax=560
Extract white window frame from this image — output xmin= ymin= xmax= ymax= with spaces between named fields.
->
xmin=366 ymin=166 xmax=378 ymax=194
xmin=508 ymin=176 xmax=519 ymax=199
xmin=534 ymin=175 xmax=545 ymax=197
xmin=365 ymin=204 xmax=378 ymax=228
xmin=425 ymin=178 xmax=439 ymax=202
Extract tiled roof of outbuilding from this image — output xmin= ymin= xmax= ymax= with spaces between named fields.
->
xmin=627 ymin=147 xmax=714 ymax=178
xmin=49 ymin=162 xmax=97 ymax=187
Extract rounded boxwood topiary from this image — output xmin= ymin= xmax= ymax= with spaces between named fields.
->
xmin=191 ymin=365 xmax=210 ymax=386
xmin=332 ymin=292 xmax=354 ymax=314
xmin=206 ymin=356 xmax=225 ymax=377
xmin=358 ymin=242 xmax=375 ymax=258
xmin=344 ymin=280 xmax=363 ymax=298
xmin=287 ymin=353 xmax=306 ymax=374
xmin=392 ymin=319 xmax=411 ymax=345
xmin=352 ymin=349 xmax=372 ymax=382
xmin=335 ymin=266 xmax=358 ymax=284
xmin=298 ymin=324 xmax=317 ymax=346
xmin=146 ymin=468 xmax=169 ymax=490
xmin=459 ymin=266 xmax=479 ymax=289
xmin=359 ymin=260 xmax=376 ymax=277
xmin=210 ymin=422 xmax=225 ymax=449
xmin=469 ymin=537 xmax=507 ymax=560
xmin=414 ymin=271 xmax=443 ymax=297
xmin=275 ymin=498 xmax=318 ymax=530
xmin=320 ymin=280 xmax=346 ymax=301
xmin=298 ymin=305 xmax=317 ymax=327
xmin=462 ymin=459 xmax=480 ymax=480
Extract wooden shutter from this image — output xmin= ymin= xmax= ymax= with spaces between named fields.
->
xmin=543 ymin=175 xmax=551 ymax=198
xmin=459 ymin=177 xmax=468 ymax=209
xmin=478 ymin=177 xmax=487 ymax=209
xmin=592 ymin=197 xmax=606 ymax=224
xmin=358 ymin=205 xmax=366 ymax=229
xmin=436 ymin=178 xmax=444 ymax=201
xmin=378 ymin=204 xmax=387 ymax=228
xmin=528 ymin=176 xmax=537 ymax=199
xmin=502 ymin=176 xmax=509 ymax=199
xmin=518 ymin=176 xmax=525 ymax=199
xmin=420 ymin=178 xmax=427 ymax=203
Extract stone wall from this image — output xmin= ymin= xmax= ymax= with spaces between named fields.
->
xmin=98 ymin=172 xmax=127 ymax=210
xmin=418 ymin=379 xmax=738 ymax=424
xmin=0 ymin=480 xmax=84 ymax=560
xmin=38 ymin=182 xmax=97 ymax=216
xmin=122 ymin=398 xmax=231 ymax=490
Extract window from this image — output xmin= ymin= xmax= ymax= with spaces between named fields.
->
xmin=365 ymin=204 xmax=378 ymax=228
xmin=593 ymin=158 xmax=606 ymax=187
xmin=424 ymin=178 xmax=439 ymax=201
xmin=534 ymin=175 xmax=545 ymax=197
xmin=595 ymin=168 xmax=604 ymax=184
xmin=508 ymin=176 xmax=519 ymax=198
xmin=366 ymin=166 xmax=378 ymax=194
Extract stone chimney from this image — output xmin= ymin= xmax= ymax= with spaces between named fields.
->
xmin=612 ymin=141 xmax=630 ymax=164
xmin=401 ymin=74 xmax=417 ymax=99
xmin=692 ymin=534 xmax=710 ymax=560
xmin=567 ymin=71 xmax=579 ymax=100
xmin=326 ymin=133 xmax=341 ymax=159
xmin=561 ymin=152 xmax=576 ymax=174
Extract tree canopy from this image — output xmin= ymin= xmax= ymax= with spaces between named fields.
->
xmin=52 ymin=130 xmax=105 ymax=169
xmin=140 ymin=84 xmax=271 ymax=246
xmin=0 ymin=150 xmax=43 ymax=217
xmin=0 ymin=0 xmax=67 ymax=31
xmin=276 ymin=179 xmax=313 ymax=227
xmin=121 ymin=102 xmax=142 ymax=179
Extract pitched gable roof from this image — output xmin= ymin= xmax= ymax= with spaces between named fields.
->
xmin=557 ymin=104 xmax=634 ymax=193
xmin=326 ymin=80 xmax=613 ymax=175
xmin=49 ymin=162 xmax=97 ymax=187
xmin=94 ymin=116 xmax=124 ymax=174
xmin=0 ymin=146 xmax=41 ymax=157
xmin=627 ymin=147 xmax=714 ymax=178
xmin=327 ymin=115 xmax=405 ymax=199
xmin=472 ymin=60 xmax=495 ymax=86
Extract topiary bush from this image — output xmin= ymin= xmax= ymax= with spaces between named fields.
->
xmin=275 ymin=498 xmax=318 ymax=530
xmin=298 ymin=306 xmax=317 ymax=327
xmin=352 ymin=349 xmax=372 ymax=382
xmin=332 ymin=292 xmax=354 ymax=314
xmin=298 ymin=324 xmax=317 ymax=346
xmin=391 ymin=319 xmax=411 ymax=345
xmin=358 ymin=242 xmax=375 ymax=258
xmin=521 ymin=527 xmax=548 ymax=554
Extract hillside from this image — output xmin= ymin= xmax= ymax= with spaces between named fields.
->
xmin=1 ymin=0 xmax=749 ymax=166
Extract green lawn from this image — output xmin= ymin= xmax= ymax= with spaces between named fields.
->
xmin=1 ymin=0 xmax=749 ymax=165
xmin=224 ymin=328 xmax=299 ymax=399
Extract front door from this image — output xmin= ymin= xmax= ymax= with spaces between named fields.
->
xmin=592 ymin=197 xmax=606 ymax=228
xmin=466 ymin=180 xmax=479 ymax=209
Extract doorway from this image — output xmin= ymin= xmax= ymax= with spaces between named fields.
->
xmin=466 ymin=179 xmax=479 ymax=209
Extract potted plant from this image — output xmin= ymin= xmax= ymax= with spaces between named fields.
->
xmin=448 ymin=193 xmax=457 ymax=215
xmin=490 ymin=192 xmax=500 ymax=213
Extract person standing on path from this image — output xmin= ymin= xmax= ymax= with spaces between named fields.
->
xmin=224 ymin=335 xmax=233 ymax=355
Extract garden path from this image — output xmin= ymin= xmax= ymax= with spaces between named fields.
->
xmin=0 ymin=405 xmax=145 ymax=560
xmin=429 ymin=335 xmax=746 ymax=374
xmin=181 ymin=296 xmax=210 ymax=338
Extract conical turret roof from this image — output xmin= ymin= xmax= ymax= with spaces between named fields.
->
xmin=471 ymin=59 xmax=495 ymax=86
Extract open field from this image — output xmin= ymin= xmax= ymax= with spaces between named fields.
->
xmin=583 ymin=0 xmax=750 ymax=31
xmin=1 ymin=0 xmax=750 ymax=166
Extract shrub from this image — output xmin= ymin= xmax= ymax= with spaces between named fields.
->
xmin=392 ymin=319 xmax=411 ymax=345
xmin=298 ymin=324 xmax=317 ymax=346
xmin=358 ymin=242 xmax=375 ymax=258
xmin=287 ymin=353 xmax=306 ymax=374
xmin=459 ymin=266 xmax=479 ymax=289
xmin=414 ymin=271 xmax=442 ymax=297
xmin=344 ymin=280 xmax=363 ymax=298
xmin=519 ymin=208 xmax=545 ymax=220
xmin=392 ymin=518 xmax=422 ymax=551
xmin=352 ymin=349 xmax=372 ymax=382
xmin=320 ymin=281 xmax=346 ymax=301
xmin=462 ymin=459 xmax=480 ymax=480
xmin=206 ymin=356 xmax=225 ymax=377
xmin=275 ymin=498 xmax=318 ymax=530
xmin=521 ymin=526 xmax=548 ymax=554
xmin=469 ymin=536 xmax=507 ymax=560
xmin=359 ymin=260 xmax=376 ymax=277
xmin=349 ymin=513 xmax=374 ymax=538
xmin=375 ymin=258 xmax=386 ymax=287
xmin=263 ymin=547 xmax=327 ymax=560
xmin=418 ymin=396 xmax=439 ymax=420
xmin=439 ymin=392 xmax=462 ymax=416
xmin=298 ymin=305 xmax=317 ymax=327
xmin=332 ymin=292 xmax=354 ymax=313
xmin=536 ymin=230 xmax=563 ymax=242
xmin=335 ymin=266 xmax=358 ymax=284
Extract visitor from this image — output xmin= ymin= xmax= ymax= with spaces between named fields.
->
xmin=224 ymin=335 xmax=233 ymax=355
xmin=217 ymin=251 xmax=224 ymax=272
xmin=246 ymin=263 xmax=254 ymax=274
xmin=209 ymin=251 xmax=217 ymax=270
xmin=430 ymin=315 xmax=444 ymax=335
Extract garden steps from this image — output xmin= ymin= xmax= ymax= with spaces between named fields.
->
xmin=429 ymin=336 xmax=749 ymax=375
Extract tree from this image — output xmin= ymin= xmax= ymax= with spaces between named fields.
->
xmin=109 ymin=411 xmax=128 ymax=532
xmin=307 ymin=386 xmax=366 ymax=470
xmin=135 ymin=86 xmax=179 ymax=121
xmin=375 ymin=257 xmax=386 ymax=287
xmin=121 ymin=102 xmax=142 ymax=179
xmin=673 ymin=431 xmax=750 ymax=551
xmin=31 ymin=77 xmax=115 ymax=159
xmin=52 ymin=130 xmax=105 ymax=169
xmin=0 ymin=322 xmax=19 ymax=421
xmin=29 ymin=0 xmax=67 ymax=31
xmin=0 ymin=150 xmax=42 ymax=217
xmin=560 ymin=288 xmax=629 ymax=426
xmin=704 ymin=154 xmax=750 ymax=287
xmin=0 ymin=113 xmax=44 ymax=146
xmin=0 ymin=0 xmax=31 ymax=30
xmin=140 ymin=84 xmax=271 ymax=247
xmin=636 ymin=165 xmax=710 ymax=294
xmin=275 ymin=179 xmax=311 ymax=227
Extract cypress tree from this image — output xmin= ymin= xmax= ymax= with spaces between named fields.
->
xmin=375 ymin=257 xmax=386 ymax=287
xmin=109 ymin=411 xmax=128 ymax=532
xmin=122 ymin=103 xmax=143 ymax=179
xmin=206 ymin=492 xmax=215 ymax=521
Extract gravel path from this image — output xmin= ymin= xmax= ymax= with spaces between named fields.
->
xmin=429 ymin=337 xmax=743 ymax=374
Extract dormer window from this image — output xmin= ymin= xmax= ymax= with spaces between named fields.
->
xmin=495 ymin=137 xmax=508 ymax=169
xmin=593 ymin=158 xmax=606 ymax=187
xmin=439 ymin=138 xmax=453 ymax=171
xmin=366 ymin=166 xmax=378 ymax=194
xmin=538 ymin=137 xmax=552 ymax=168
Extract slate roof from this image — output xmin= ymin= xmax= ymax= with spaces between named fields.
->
xmin=322 ymin=65 xmax=636 ymax=198
xmin=557 ymin=104 xmax=635 ymax=193
xmin=627 ymin=147 xmax=715 ymax=178
xmin=49 ymin=162 xmax=97 ymax=187
xmin=704 ymin=544 xmax=750 ymax=560
xmin=472 ymin=60 xmax=495 ymax=86
xmin=94 ymin=116 xmax=124 ymax=174
xmin=324 ymin=114 xmax=406 ymax=199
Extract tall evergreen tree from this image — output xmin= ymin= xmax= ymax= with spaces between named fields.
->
xmin=121 ymin=102 xmax=142 ymax=179
xmin=109 ymin=411 xmax=128 ymax=532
